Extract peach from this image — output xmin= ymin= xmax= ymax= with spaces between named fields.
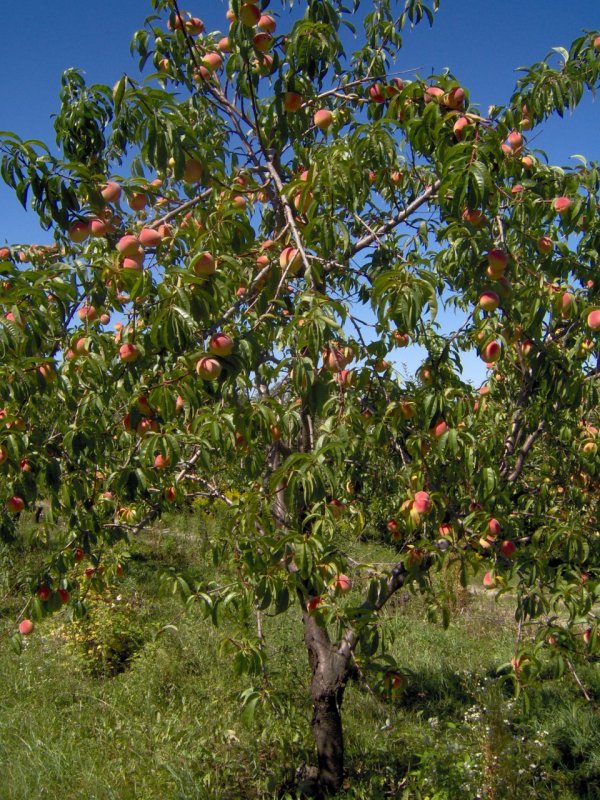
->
xmin=78 ymin=305 xmax=98 ymax=323
xmin=196 ymin=356 xmax=222 ymax=380
xmin=443 ymin=86 xmax=465 ymax=109
xmin=332 ymin=574 xmax=352 ymax=593
xmin=507 ymin=130 xmax=523 ymax=151
xmin=479 ymin=291 xmax=500 ymax=312
xmin=284 ymin=91 xmax=303 ymax=112
xmin=488 ymin=518 xmax=501 ymax=536
xmin=217 ymin=36 xmax=231 ymax=53
xmin=313 ymin=109 xmax=333 ymax=130
xmin=481 ymin=340 xmax=501 ymax=363
xmin=19 ymin=619 xmax=34 ymax=635
xmin=586 ymin=309 xmax=600 ymax=331
xmin=138 ymin=228 xmax=163 ymax=247
xmin=209 ymin=333 xmax=234 ymax=356
xmin=258 ymin=14 xmax=276 ymax=33
xmin=553 ymin=196 xmax=572 ymax=215
xmin=89 ymin=218 xmax=110 ymax=237
xmin=101 ymin=181 xmax=122 ymax=204
xmin=369 ymin=83 xmax=386 ymax=103
xmin=119 ymin=343 xmax=139 ymax=363
xmin=38 ymin=363 xmax=57 ymax=384
xmin=486 ymin=249 xmax=508 ymax=279
xmin=183 ymin=158 xmax=203 ymax=183
xmin=413 ymin=491 xmax=431 ymax=514
xmin=191 ymin=251 xmax=216 ymax=276
xmin=537 ymin=236 xmax=553 ymax=254
xmin=432 ymin=419 xmax=448 ymax=437
xmin=279 ymin=246 xmax=302 ymax=275
xmin=462 ymin=208 xmax=485 ymax=227
xmin=482 ymin=571 xmax=496 ymax=589
xmin=239 ymin=3 xmax=261 ymax=26
xmin=500 ymin=540 xmax=516 ymax=558
xmin=202 ymin=52 xmax=223 ymax=72
xmin=6 ymin=495 xmax=24 ymax=513
xmin=253 ymin=32 xmax=273 ymax=52
xmin=154 ymin=453 xmax=171 ymax=469
xmin=128 ymin=192 xmax=148 ymax=211
xmin=69 ymin=220 xmax=90 ymax=244
xmin=424 ymin=86 xmax=444 ymax=103
xmin=452 ymin=116 xmax=471 ymax=139
xmin=117 ymin=235 xmax=143 ymax=258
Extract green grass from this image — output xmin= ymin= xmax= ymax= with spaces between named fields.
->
xmin=0 ymin=513 xmax=598 ymax=799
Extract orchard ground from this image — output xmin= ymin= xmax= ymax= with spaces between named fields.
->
xmin=1 ymin=508 xmax=598 ymax=800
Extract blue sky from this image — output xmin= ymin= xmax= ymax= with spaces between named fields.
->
xmin=1 ymin=0 xmax=598 ymax=383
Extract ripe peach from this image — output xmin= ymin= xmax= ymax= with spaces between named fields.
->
xmin=481 ymin=340 xmax=501 ymax=363
xmin=487 ymin=249 xmax=508 ymax=278
xmin=431 ymin=420 xmax=448 ymax=437
xmin=306 ymin=596 xmax=323 ymax=613
xmin=38 ymin=363 xmax=57 ymax=384
xmin=488 ymin=518 xmax=501 ymax=536
xmin=253 ymin=32 xmax=273 ymax=52
xmin=119 ymin=343 xmax=139 ymax=363
xmin=191 ymin=251 xmax=216 ymax=276
xmin=279 ymin=246 xmax=302 ymax=275
xmin=443 ymin=86 xmax=465 ymax=109
xmin=586 ymin=309 xmax=600 ymax=331
xmin=553 ymin=196 xmax=572 ymax=215
xmin=117 ymin=235 xmax=143 ymax=258
xmin=138 ymin=228 xmax=163 ymax=247
xmin=196 ymin=356 xmax=222 ymax=380
xmin=258 ymin=14 xmax=276 ymax=33
xmin=209 ymin=333 xmax=234 ymax=356
xmin=128 ymin=192 xmax=148 ymax=211
xmin=101 ymin=181 xmax=122 ymax=204
xmin=482 ymin=571 xmax=497 ymax=589
xmin=462 ymin=208 xmax=484 ymax=227
xmin=332 ymin=574 xmax=352 ymax=593
xmin=537 ymin=236 xmax=553 ymax=254
xmin=313 ymin=109 xmax=333 ymax=130
xmin=19 ymin=619 xmax=34 ymax=635
xmin=217 ymin=36 xmax=231 ymax=53
xmin=507 ymin=130 xmax=523 ymax=151
xmin=479 ymin=291 xmax=500 ymax=312
xmin=89 ymin=218 xmax=110 ymax=237
xmin=284 ymin=91 xmax=303 ymax=112
xmin=452 ymin=116 xmax=471 ymax=139
xmin=500 ymin=540 xmax=516 ymax=558
xmin=413 ymin=491 xmax=431 ymax=514
xmin=6 ymin=496 xmax=24 ymax=514
xmin=154 ymin=453 xmax=171 ymax=470
xmin=202 ymin=52 xmax=223 ymax=72
xmin=69 ymin=221 xmax=90 ymax=243
xmin=369 ymin=83 xmax=386 ymax=103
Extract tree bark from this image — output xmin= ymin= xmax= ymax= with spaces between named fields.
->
xmin=303 ymin=610 xmax=350 ymax=795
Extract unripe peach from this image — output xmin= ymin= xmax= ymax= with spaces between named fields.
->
xmin=537 ymin=236 xmax=553 ymax=254
xmin=239 ymin=3 xmax=261 ymax=26
xmin=209 ymin=333 xmax=234 ymax=356
xmin=183 ymin=158 xmax=203 ymax=183
xmin=196 ymin=356 xmax=222 ymax=380
xmin=313 ymin=109 xmax=333 ymax=130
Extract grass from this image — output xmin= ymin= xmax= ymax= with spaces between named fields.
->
xmin=0 ymin=511 xmax=598 ymax=799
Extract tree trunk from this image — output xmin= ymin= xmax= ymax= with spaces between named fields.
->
xmin=303 ymin=611 xmax=350 ymax=795
xmin=311 ymin=681 xmax=346 ymax=794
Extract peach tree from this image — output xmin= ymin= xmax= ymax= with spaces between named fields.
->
xmin=1 ymin=0 xmax=599 ymax=793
